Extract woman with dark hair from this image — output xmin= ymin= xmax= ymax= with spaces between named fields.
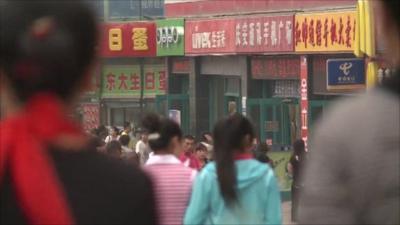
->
xmin=143 ymin=113 xmax=196 ymax=225
xmin=0 ymin=1 xmax=157 ymax=224
xmin=105 ymin=126 xmax=120 ymax=143
xmin=287 ymin=139 xmax=306 ymax=222
xmin=253 ymin=142 xmax=274 ymax=167
xmin=194 ymin=142 xmax=209 ymax=169
xmin=184 ymin=114 xmax=282 ymax=225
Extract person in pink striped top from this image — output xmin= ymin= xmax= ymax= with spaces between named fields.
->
xmin=142 ymin=114 xmax=196 ymax=225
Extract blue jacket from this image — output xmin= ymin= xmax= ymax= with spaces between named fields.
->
xmin=184 ymin=159 xmax=282 ymax=225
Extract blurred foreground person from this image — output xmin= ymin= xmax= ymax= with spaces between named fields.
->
xmin=287 ymin=140 xmax=306 ymax=222
xmin=184 ymin=114 xmax=281 ymax=225
xmin=106 ymin=140 xmax=122 ymax=159
xmin=299 ymin=1 xmax=399 ymax=224
xmin=143 ymin=114 xmax=196 ymax=225
xmin=0 ymin=1 xmax=157 ymax=224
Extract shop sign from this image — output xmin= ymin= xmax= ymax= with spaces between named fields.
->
xmin=185 ymin=18 xmax=236 ymax=55
xmin=300 ymin=56 xmax=308 ymax=152
xmin=295 ymin=11 xmax=356 ymax=52
xmin=156 ymin=19 xmax=184 ymax=56
xmin=100 ymin=22 xmax=156 ymax=57
xmin=172 ymin=58 xmax=191 ymax=74
xmin=235 ymin=15 xmax=294 ymax=53
xmin=252 ymin=56 xmax=300 ymax=79
xmin=266 ymin=121 xmax=279 ymax=132
xmin=327 ymin=58 xmax=365 ymax=90
xmin=102 ymin=65 xmax=166 ymax=97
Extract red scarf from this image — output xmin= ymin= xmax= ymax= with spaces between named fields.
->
xmin=0 ymin=93 xmax=82 ymax=224
xmin=234 ymin=153 xmax=254 ymax=160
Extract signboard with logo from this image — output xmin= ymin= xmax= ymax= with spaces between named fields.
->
xmin=185 ymin=18 xmax=236 ymax=55
xmin=102 ymin=65 xmax=166 ymax=98
xmin=327 ymin=58 xmax=365 ymax=90
xmin=156 ymin=19 xmax=184 ymax=56
xmin=251 ymin=56 xmax=300 ymax=79
xmin=295 ymin=11 xmax=356 ymax=52
xmin=100 ymin=22 xmax=156 ymax=57
xmin=235 ymin=15 xmax=294 ymax=53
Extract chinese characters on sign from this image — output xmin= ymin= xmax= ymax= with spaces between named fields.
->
xmin=185 ymin=16 xmax=294 ymax=55
xmin=185 ymin=19 xmax=238 ymax=54
xmin=82 ymin=104 xmax=100 ymax=133
xmin=101 ymin=22 xmax=156 ymax=57
xmin=102 ymin=65 xmax=166 ymax=97
xmin=327 ymin=58 xmax=365 ymax=90
xmin=251 ymin=56 xmax=300 ymax=79
xmin=300 ymin=56 xmax=308 ymax=152
xmin=295 ymin=11 xmax=356 ymax=52
xmin=235 ymin=15 xmax=294 ymax=52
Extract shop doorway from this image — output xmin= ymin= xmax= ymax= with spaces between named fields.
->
xmin=248 ymin=98 xmax=300 ymax=150
xmin=155 ymin=94 xmax=190 ymax=135
xmin=309 ymin=100 xmax=329 ymax=132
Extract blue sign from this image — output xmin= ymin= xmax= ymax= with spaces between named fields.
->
xmin=327 ymin=58 xmax=365 ymax=90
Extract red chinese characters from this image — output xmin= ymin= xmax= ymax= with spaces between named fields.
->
xmin=118 ymin=73 xmax=128 ymax=90
xmin=251 ymin=56 xmax=300 ymax=79
xmin=316 ymin=19 xmax=322 ymax=46
xmin=159 ymin=71 xmax=167 ymax=91
xmin=106 ymin=73 xmax=116 ymax=91
xmin=130 ymin=73 xmax=140 ymax=90
xmin=145 ymin=72 xmax=155 ymax=90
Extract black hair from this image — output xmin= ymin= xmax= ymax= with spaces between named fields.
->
xmin=253 ymin=143 xmax=271 ymax=164
xmin=200 ymin=132 xmax=212 ymax=142
xmin=106 ymin=140 xmax=122 ymax=155
xmin=119 ymin=135 xmax=130 ymax=146
xmin=123 ymin=122 xmax=131 ymax=129
xmin=293 ymin=139 xmax=305 ymax=161
xmin=183 ymin=135 xmax=195 ymax=141
xmin=213 ymin=114 xmax=255 ymax=205
xmin=0 ymin=0 xmax=98 ymax=102
xmin=112 ymin=126 xmax=119 ymax=134
xmin=141 ymin=113 xmax=182 ymax=151
xmin=195 ymin=143 xmax=207 ymax=152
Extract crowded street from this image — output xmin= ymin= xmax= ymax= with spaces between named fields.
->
xmin=0 ymin=0 xmax=399 ymax=225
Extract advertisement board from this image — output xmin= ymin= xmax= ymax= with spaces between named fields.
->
xmin=295 ymin=11 xmax=356 ymax=52
xmin=327 ymin=58 xmax=365 ymax=90
xmin=251 ymin=56 xmax=300 ymax=79
xmin=156 ymin=19 xmax=185 ymax=56
xmin=100 ymin=22 xmax=157 ymax=57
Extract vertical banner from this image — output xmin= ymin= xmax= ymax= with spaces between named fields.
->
xmin=300 ymin=55 xmax=309 ymax=152
xmin=82 ymin=103 xmax=100 ymax=133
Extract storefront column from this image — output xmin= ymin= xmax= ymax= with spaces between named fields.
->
xmin=188 ymin=57 xmax=197 ymax=135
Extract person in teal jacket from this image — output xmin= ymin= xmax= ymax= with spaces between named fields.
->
xmin=184 ymin=114 xmax=282 ymax=225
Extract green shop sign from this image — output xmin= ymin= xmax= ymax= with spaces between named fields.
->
xmin=102 ymin=65 xmax=166 ymax=98
xmin=156 ymin=18 xmax=184 ymax=56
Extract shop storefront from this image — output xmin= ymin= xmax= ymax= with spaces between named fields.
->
xmin=154 ymin=19 xmax=192 ymax=134
xmin=99 ymin=21 xmax=166 ymax=128
xmin=294 ymin=10 xmax=360 ymax=148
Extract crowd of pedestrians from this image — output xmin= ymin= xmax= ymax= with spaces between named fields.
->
xmin=0 ymin=0 xmax=398 ymax=225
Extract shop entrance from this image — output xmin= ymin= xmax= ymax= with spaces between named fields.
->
xmin=309 ymin=100 xmax=329 ymax=132
xmin=155 ymin=94 xmax=190 ymax=135
xmin=248 ymin=98 xmax=300 ymax=150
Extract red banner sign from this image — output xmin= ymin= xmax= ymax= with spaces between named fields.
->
xmin=100 ymin=22 xmax=156 ymax=57
xmin=185 ymin=19 xmax=236 ymax=55
xmin=81 ymin=103 xmax=100 ymax=133
xmin=251 ymin=56 xmax=300 ymax=79
xmin=235 ymin=15 xmax=294 ymax=53
xmin=300 ymin=55 xmax=309 ymax=152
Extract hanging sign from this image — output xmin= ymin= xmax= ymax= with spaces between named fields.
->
xmin=295 ymin=11 xmax=356 ymax=52
xmin=100 ymin=22 xmax=157 ymax=57
xmin=251 ymin=56 xmax=300 ymax=79
xmin=327 ymin=58 xmax=365 ymax=90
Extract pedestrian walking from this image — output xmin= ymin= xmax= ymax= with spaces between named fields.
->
xmin=0 ymin=1 xmax=157 ymax=224
xmin=120 ymin=134 xmax=139 ymax=164
xmin=105 ymin=126 xmax=120 ymax=143
xmin=299 ymin=1 xmax=399 ymax=224
xmin=136 ymin=130 xmax=152 ymax=165
xmin=184 ymin=114 xmax=282 ymax=225
xmin=143 ymin=114 xmax=196 ymax=225
xmin=287 ymin=139 xmax=306 ymax=222
xmin=194 ymin=143 xmax=209 ymax=169
xmin=106 ymin=140 xmax=122 ymax=159
xmin=253 ymin=142 xmax=274 ymax=167
xmin=179 ymin=135 xmax=201 ymax=170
